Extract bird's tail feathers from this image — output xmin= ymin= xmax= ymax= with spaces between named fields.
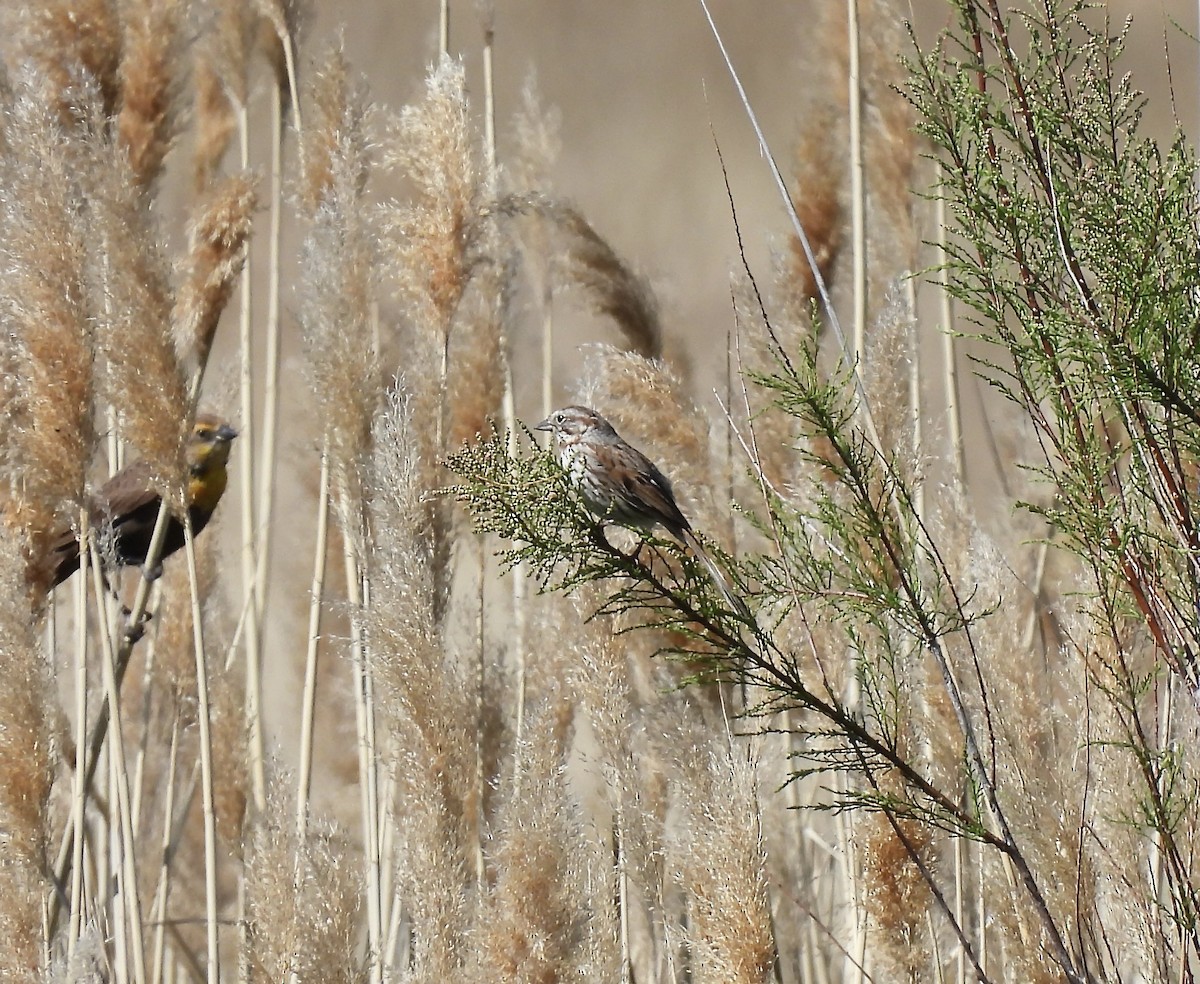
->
xmin=680 ymin=528 xmax=752 ymax=621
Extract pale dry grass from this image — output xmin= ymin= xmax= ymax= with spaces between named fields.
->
xmin=0 ymin=2 xmax=1188 ymax=983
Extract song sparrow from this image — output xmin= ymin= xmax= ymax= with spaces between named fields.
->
xmin=536 ymin=405 xmax=747 ymax=617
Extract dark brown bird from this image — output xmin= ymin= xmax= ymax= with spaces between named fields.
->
xmin=49 ymin=413 xmax=238 ymax=588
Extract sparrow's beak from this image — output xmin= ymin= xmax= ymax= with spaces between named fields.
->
xmin=534 ymin=417 xmax=553 ymax=433
xmin=216 ymin=423 xmax=239 ymax=442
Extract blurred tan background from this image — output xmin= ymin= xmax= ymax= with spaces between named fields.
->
xmin=298 ymin=0 xmax=1197 ymax=400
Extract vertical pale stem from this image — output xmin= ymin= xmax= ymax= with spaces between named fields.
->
xmin=149 ymin=720 xmax=180 ymax=984
xmin=89 ymin=544 xmax=147 ymax=984
xmin=440 ymin=0 xmax=450 ymax=55
xmin=616 ymin=811 xmax=632 ymax=984
xmin=936 ymin=172 xmax=965 ymax=485
xmin=474 ymin=540 xmax=487 ymax=888
xmin=255 ymin=80 xmax=287 ymax=616
xmin=67 ymin=517 xmax=91 ymax=960
xmin=295 ymin=451 xmax=331 ymax=837
xmin=181 ymin=519 xmax=220 ymax=984
xmin=847 ymin=0 xmax=867 ymax=366
xmin=235 ymin=103 xmax=267 ymax=814
xmin=344 ymin=527 xmax=383 ymax=984
xmin=906 ymin=277 xmax=924 ymax=521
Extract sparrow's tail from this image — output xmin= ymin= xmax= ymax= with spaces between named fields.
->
xmin=679 ymin=527 xmax=752 ymax=622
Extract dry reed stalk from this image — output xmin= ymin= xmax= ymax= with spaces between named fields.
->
xmin=472 ymin=691 xmax=590 ymax=982
xmin=87 ymin=541 xmax=149 ymax=984
xmin=0 ymin=78 xmax=95 ymax=593
xmin=447 ymin=250 xmax=512 ymax=450
xmin=670 ymin=746 xmax=776 ymax=984
xmin=294 ymin=455 xmax=330 ymax=836
xmin=297 ymin=43 xmax=387 ymax=984
xmin=298 ymin=44 xmax=364 ymax=214
xmin=173 ymin=172 xmax=259 ymax=374
xmin=253 ymin=0 xmax=304 ymax=135
xmin=383 ymin=55 xmax=479 ymax=371
xmin=117 ymin=0 xmax=184 ymax=192
xmin=86 ymin=126 xmax=187 ymax=500
xmin=0 ymin=528 xmax=56 ymax=981
xmin=846 ymin=0 xmax=867 ymax=364
xmin=568 ymin=592 xmax=682 ymax=980
xmin=241 ymin=789 xmax=358 ymax=984
xmin=491 ymin=193 xmax=662 ymax=359
xmin=859 ymin=812 xmax=935 ymax=983
xmin=381 ymin=54 xmax=483 ymax=623
xmin=14 ymin=0 xmax=122 ymax=121
xmin=857 ymin=0 xmax=917 ymax=273
xmin=788 ymin=103 xmax=844 ymax=313
xmin=179 ymin=521 xmax=221 ymax=984
xmin=298 ymin=51 xmax=377 ymax=487
xmin=191 ymin=0 xmax=252 ymax=193
xmin=508 ymin=78 xmax=562 ymax=420
xmin=170 ymin=170 xmax=260 ymax=819
xmin=363 ymin=391 xmax=475 ymax=981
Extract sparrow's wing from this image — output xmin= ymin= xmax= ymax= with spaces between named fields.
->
xmin=616 ymin=453 xmax=691 ymax=534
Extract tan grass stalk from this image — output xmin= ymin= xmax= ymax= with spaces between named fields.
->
xmin=192 ymin=0 xmax=250 ymax=193
xmin=860 ymin=812 xmax=935 ymax=983
xmin=671 ymin=745 xmax=776 ymax=984
xmin=88 ymin=132 xmax=187 ymax=496
xmin=493 ymin=194 xmax=661 ymax=358
xmin=507 ymin=77 xmax=562 ymax=419
xmin=149 ymin=719 xmax=181 ymax=984
xmin=789 ymin=103 xmax=843 ymax=311
xmin=67 ymin=522 xmax=91 ymax=963
xmin=180 ymin=520 xmax=220 ymax=984
xmin=297 ymin=43 xmax=385 ymax=983
xmin=472 ymin=694 xmax=589 ymax=981
xmin=381 ymin=55 xmax=481 ymax=622
xmin=88 ymin=541 xmax=148 ymax=984
xmin=298 ymin=52 xmax=376 ymax=485
xmin=117 ymin=0 xmax=184 ymax=191
xmin=846 ymin=0 xmax=867 ymax=364
xmin=251 ymin=78 xmax=284 ymax=632
xmin=343 ymin=539 xmax=384 ymax=984
xmin=364 ymin=390 xmax=475 ymax=980
xmin=0 ymin=81 xmax=95 ymax=589
xmin=0 ymin=528 xmax=56 ymax=981
xmin=173 ymin=172 xmax=258 ymax=375
xmin=935 ymin=167 xmax=964 ymax=486
xmin=295 ymin=456 xmax=331 ymax=836
xmin=242 ymin=789 xmax=358 ymax=983
xmin=254 ymin=0 xmax=304 ymax=137
xmin=14 ymin=0 xmax=122 ymax=120
xmin=383 ymin=56 xmax=479 ymax=451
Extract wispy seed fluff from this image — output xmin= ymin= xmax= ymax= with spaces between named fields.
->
xmin=0 ymin=76 xmax=95 ymax=569
xmin=298 ymin=45 xmax=379 ymax=492
xmin=382 ymin=55 xmax=479 ymax=342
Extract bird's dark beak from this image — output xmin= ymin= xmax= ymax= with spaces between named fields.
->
xmin=217 ymin=423 xmax=239 ymax=442
xmin=534 ymin=417 xmax=553 ymax=433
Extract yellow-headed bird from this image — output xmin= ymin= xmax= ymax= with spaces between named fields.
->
xmin=48 ymin=413 xmax=238 ymax=588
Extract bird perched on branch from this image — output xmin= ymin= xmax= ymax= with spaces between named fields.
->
xmin=46 ymin=413 xmax=238 ymax=589
xmin=536 ymin=405 xmax=749 ymax=618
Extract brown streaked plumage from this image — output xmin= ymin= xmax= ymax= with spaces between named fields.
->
xmin=535 ymin=405 xmax=748 ymax=618
xmin=47 ymin=413 xmax=238 ymax=588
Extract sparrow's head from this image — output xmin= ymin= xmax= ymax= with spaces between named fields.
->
xmin=535 ymin=405 xmax=614 ymax=443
